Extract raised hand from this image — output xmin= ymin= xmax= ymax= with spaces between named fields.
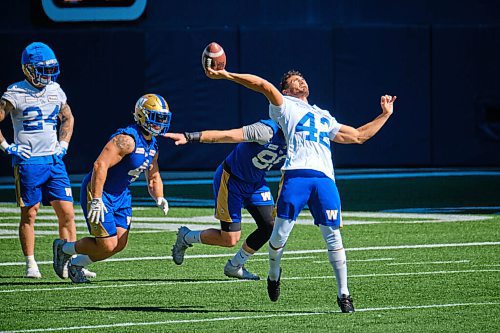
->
xmin=380 ymin=95 xmax=397 ymax=115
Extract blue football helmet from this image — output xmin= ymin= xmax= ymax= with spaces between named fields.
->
xmin=21 ymin=42 xmax=60 ymax=88
xmin=134 ymin=94 xmax=172 ymax=136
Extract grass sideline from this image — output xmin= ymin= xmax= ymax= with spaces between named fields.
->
xmin=0 ymin=204 xmax=499 ymax=332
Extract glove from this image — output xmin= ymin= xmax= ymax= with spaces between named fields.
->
xmin=156 ymin=197 xmax=169 ymax=215
xmin=55 ymin=141 xmax=69 ymax=159
xmin=1 ymin=141 xmax=32 ymax=160
xmin=87 ymin=198 xmax=108 ymax=224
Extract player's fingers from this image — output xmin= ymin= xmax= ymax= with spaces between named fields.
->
xmin=392 ymin=96 xmax=397 ymax=103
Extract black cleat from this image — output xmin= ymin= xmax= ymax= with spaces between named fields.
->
xmin=337 ymin=294 xmax=355 ymax=313
xmin=267 ymin=268 xmax=282 ymax=302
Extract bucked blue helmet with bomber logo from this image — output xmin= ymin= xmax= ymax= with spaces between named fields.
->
xmin=21 ymin=42 xmax=60 ymax=88
xmin=134 ymin=94 xmax=172 ymax=136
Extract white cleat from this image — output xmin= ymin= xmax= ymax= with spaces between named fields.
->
xmin=224 ymin=260 xmax=260 ymax=280
xmin=25 ymin=266 xmax=42 ymax=279
xmin=171 ymin=226 xmax=192 ymax=265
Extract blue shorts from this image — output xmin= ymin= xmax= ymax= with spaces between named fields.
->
xmin=213 ymin=162 xmax=274 ymax=223
xmin=81 ymin=174 xmax=132 ymax=238
xmin=275 ymin=169 xmax=342 ymax=227
xmin=14 ymin=157 xmax=73 ymax=207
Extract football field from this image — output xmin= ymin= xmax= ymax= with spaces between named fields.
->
xmin=0 ymin=203 xmax=499 ymax=332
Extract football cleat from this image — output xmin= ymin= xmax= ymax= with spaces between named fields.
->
xmin=25 ymin=266 xmax=42 ymax=279
xmin=337 ymin=294 xmax=355 ymax=313
xmin=62 ymin=262 xmax=97 ymax=279
xmin=171 ymin=226 xmax=192 ymax=265
xmin=224 ymin=260 xmax=260 ymax=280
xmin=134 ymin=94 xmax=172 ymax=136
xmin=68 ymin=264 xmax=90 ymax=284
xmin=267 ymin=268 xmax=282 ymax=302
xmin=52 ymin=239 xmax=72 ymax=279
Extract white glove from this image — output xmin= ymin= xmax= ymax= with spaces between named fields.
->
xmin=1 ymin=140 xmax=32 ymax=160
xmin=156 ymin=197 xmax=169 ymax=215
xmin=87 ymin=198 xmax=108 ymax=224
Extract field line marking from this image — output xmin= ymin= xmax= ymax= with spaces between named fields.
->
xmin=1 ymin=302 xmax=499 ymax=333
xmin=1 ymin=242 xmax=499 ymax=267
xmin=1 ymin=269 xmax=499 ymax=294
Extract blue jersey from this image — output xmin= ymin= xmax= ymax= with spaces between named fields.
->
xmin=224 ymin=119 xmax=287 ymax=183
xmin=85 ymin=124 xmax=158 ymax=195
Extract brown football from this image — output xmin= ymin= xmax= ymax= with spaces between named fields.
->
xmin=201 ymin=42 xmax=226 ymax=70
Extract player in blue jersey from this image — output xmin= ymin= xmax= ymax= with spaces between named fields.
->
xmin=0 ymin=42 xmax=95 ymax=279
xmin=206 ymin=67 xmax=396 ymax=312
xmin=52 ymin=94 xmax=172 ymax=283
xmin=166 ymin=119 xmax=286 ymax=280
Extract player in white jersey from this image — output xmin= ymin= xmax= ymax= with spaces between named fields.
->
xmin=206 ymin=68 xmax=396 ymax=313
xmin=0 ymin=42 xmax=94 ymax=279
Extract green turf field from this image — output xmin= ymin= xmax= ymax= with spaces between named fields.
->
xmin=0 ymin=203 xmax=499 ymax=332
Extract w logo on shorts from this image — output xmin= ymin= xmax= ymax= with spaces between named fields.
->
xmin=326 ymin=209 xmax=338 ymax=220
xmin=260 ymin=192 xmax=272 ymax=201
xmin=65 ymin=188 xmax=72 ymax=197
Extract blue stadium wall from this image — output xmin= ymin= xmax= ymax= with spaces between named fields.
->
xmin=1 ymin=0 xmax=500 ymax=176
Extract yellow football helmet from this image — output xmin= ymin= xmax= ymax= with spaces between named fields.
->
xmin=134 ymin=94 xmax=171 ymax=136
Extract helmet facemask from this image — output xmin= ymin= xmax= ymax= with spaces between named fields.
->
xmin=134 ymin=94 xmax=171 ymax=136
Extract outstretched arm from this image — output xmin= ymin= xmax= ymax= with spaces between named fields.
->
xmin=205 ymin=68 xmax=283 ymax=106
xmin=164 ymin=128 xmax=245 ymax=145
xmin=333 ymin=95 xmax=397 ymax=144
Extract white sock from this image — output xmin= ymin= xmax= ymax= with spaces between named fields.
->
xmin=62 ymin=242 xmax=77 ymax=255
xmin=328 ymin=248 xmax=349 ymax=296
xmin=230 ymin=247 xmax=252 ymax=267
xmin=70 ymin=255 xmax=93 ymax=267
xmin=25 ymin=255 xmax=37 ymax=268
xmin=267 ymin=217 xmax=295 ymax=281
xmin=268 ymin=244 xmax=284 ymax=281
xmin=184 ymin=230 xmax=202 ymax=244
xmin=320 ymin=225 xmax=350 ymax=297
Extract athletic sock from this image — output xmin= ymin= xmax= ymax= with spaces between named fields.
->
xmin=184 ymin=230 xmax=202 ymax=244
xmin=268 ymin=244 xmax=284 ymax=281
xmin=70 ymin=255 xmax=93 ymax=267
xmin=328 ymin=248 xmax=350 ymax=297
xmin=62 ymin=241 xmax=77 ymax=255
xmin=25 ymin=255 xmax=37 ymax=268
xmin=230 ymin=247 xmax=252 ymax=267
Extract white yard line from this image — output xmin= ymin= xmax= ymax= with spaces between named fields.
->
xmin=313 ymin=257 xmax=395 ymax=264
xmin=1 ymin=269 xmax=499 ymax=294
xmin=0 ymin=242 xmax=499 ymax=267
xmin=1 ymin=301 xmax=499 ymax=333
xmin=386 ymin=260 xmax=470 ymax=266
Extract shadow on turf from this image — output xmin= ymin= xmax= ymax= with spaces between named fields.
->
xmin=62 ymin=306 xmax=313 ymax=314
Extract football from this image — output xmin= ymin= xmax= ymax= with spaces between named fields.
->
xmin=201 ymin=42 xmax=226 ymax=70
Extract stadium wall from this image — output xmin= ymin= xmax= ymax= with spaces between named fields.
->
xmin=0 ymin=0 xmax=499 ymax=176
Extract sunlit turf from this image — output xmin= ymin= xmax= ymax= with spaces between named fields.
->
xmin=0 ymin=204 xmax=499 ymax=332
